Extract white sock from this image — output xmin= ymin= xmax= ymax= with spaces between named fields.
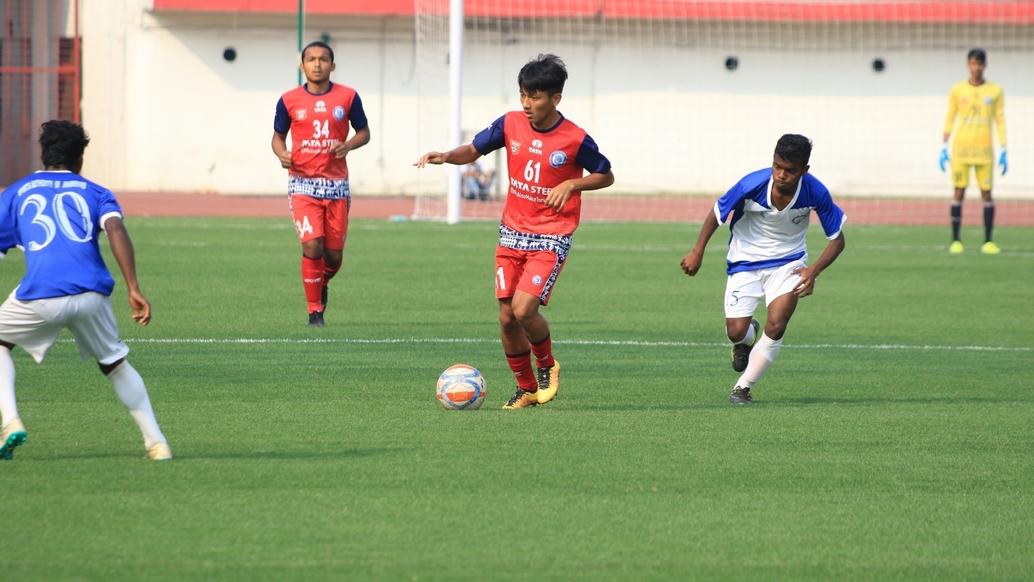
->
xmin=733 ymin=323 xmax=756 ymax=346
xmin=109 ymin=361 xmax=166 ymax=449
xmin=736 ymin=334 xmax=783 ymax=389
xmin=0 ymin=347 xmax=19 ymax=428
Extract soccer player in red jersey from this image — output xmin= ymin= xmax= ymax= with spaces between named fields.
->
xmin=416 ymin=54 xmax=614 ymax=409
xmin=272 ymin=41 xmax=370 ymax=327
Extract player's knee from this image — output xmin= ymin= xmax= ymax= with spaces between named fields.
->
xmin=301 ymin=239 xmax=324 ymax=259
xmin=764 ymin=322 xmax=787 ymax=341
xmin=512 ymin=303 xmax=539 ymax=325
xmin=498 ymin=306 xmax=519 ymax=330
xmin=726 ymin=321 xmax=748 ymax=342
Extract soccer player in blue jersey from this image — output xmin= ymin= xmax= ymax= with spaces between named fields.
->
xmin=681 ymin=134 xmax=846 ymax=405
xmin=0 ymin=121 xmax=171 ymax=460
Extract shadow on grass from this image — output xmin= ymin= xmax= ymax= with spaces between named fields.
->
xmin=565 ymin=403 xmax=731 ymax=412
xmin=175 ymin=447 xmax=404 ymax=461
xmin=557 ymin=396 xmax=1028 ymax=412
xmin=25 ymin=447 xmax=403 ymax=462
xmin=759 ymin=396 xmax=1030 ymax=407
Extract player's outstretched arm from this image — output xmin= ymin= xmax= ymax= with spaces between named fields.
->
xmin=104 ymin=216 xmax=151 ymax=326
xmin=681 ymin=210 xmax=720 ymax=276
xmin=414 ymin=144 xmax=481 ymax=168
xmin=792 ymin=232 xmax=846 ymax=298
xmin=271 ymin=132 xmax=292 ymax=169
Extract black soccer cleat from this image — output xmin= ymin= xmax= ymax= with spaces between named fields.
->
xmin=308 ymin=311 xmax=325 ymax=328
xmin=731 ymin=319 xmax=760 ymax=372
xmin=729 ymin=386 xmax=752 ymax=405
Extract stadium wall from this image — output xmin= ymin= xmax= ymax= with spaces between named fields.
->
xmin=80 ymin=1 xmax=1034 ymax=198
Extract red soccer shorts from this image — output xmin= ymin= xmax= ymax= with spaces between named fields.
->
xmin=288 ymin=195 xmax=350 ymax=250
xmin=495 ymin=246 xmax=566 ymax=306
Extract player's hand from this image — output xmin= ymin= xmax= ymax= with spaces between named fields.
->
xmin=331 ymin=142 xmax=350 ymax=160
xmin=277 ymin=149 xmax=293 ymax=169
xmin=938 ymin=146 xmax=950 ymax=173
xmin=999 ymin=149 xmax=1008 ymax=176
xmin=545 ymin=181 xmax=575 ymax=211
xmin=128 ymin=289 xmax=151 ymax=326
xmin=414 ymin=152 xmax=448 ymax=167
xmin=680 ymin=250 xmax=704 ymax=276
xmin=792 ymin=266 xmax=816 ymax=297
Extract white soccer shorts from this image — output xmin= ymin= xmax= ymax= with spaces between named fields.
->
xmin=724 ymin=259 xmax=806 ymax=319
xmin=0 ymin=291 xmax=130 ymax=364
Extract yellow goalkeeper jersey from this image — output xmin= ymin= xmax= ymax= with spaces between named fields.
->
xmin=943 ymin=80 xmax=1006 ymax=164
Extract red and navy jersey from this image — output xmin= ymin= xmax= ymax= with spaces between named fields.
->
xmin=274 ymin=82 xmax=368 ymax=180
xmin=473 ymin=111 xmax=610 ymax=236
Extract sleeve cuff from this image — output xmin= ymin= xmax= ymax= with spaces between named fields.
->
xmin=826 ymin=214 xmax=847 ymax=240
xmin=713 ymin=202 xmax=726 ymax=225
xmin=99 ymin=211 xmax=123 ymax=230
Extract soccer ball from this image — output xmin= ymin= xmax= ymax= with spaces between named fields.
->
xmin=436 ymin=364 xmax=486 ymax=410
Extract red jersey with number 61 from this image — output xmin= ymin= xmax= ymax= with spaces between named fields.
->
xmin=473 ymin=111 xmax=611 ymax=236
xmin=274 ymin=83 xmax=368 ymax=181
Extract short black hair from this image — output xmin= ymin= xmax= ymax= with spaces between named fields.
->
xmin=774 ymin=134 xmax=812 ymax=167
xmin=39 ymin=120 xmax=89 ymax=169
xmin=967 ymin=48 xmax=986 ymax=64
xmin=518 ymin=54 xmax=568 ymax=95
xmin=302 ymin=40 xmax=334 ymax=63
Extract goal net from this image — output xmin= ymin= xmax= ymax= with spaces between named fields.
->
xmin=412 ymin=0 xmax=1034 ymax=225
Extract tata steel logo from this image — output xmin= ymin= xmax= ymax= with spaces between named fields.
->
xmin=529 ymin=139 xmax=543 ymax=155
xmin=314 ymin=100 xmax=327 ymax=113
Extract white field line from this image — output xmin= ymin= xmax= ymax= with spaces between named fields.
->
xmin=115 ymin=337 xmax=1033 ymax=352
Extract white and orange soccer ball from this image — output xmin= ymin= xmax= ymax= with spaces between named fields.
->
xmin=436 ymin=364 xmax=486 ymax=410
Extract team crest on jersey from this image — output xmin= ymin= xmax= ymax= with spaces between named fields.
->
xmin=549 ymin=150 xmax=568 ymax=168
xmin=315 ymin=100 xmax=327 ymax=113
xmin=510 ymin=140 xmax=521 ymax=154
xmin=295 ymin=109 xmax=308 ymax=120
xmin=984 ymin=96 xmax=993 ymax=105
xmin=333 ymin=105 xmax=345 ymax=120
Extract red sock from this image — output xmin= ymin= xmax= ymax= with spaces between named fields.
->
xmin=530 ymin=335 xmax=555 ymax=369
xmin=301 ymin=256 xmax=324 ymax=313
xmin=324 ymin=258 xmax=341 ymax=282
xmin=505 ymin=351 xmax=538 ymax=392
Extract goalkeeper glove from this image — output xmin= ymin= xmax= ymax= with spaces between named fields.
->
xmin=998 ymin=149 xmax=1008 ymax=176
xmin=938 ymin=146 xmax=950 ymax=172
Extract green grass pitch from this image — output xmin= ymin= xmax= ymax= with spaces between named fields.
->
xmin=1 ymin=217 xmax=1031 ymax=580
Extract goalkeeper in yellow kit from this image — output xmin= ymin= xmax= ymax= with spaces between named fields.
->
xmin=940 ymin=48 xmax=1007 ymax=255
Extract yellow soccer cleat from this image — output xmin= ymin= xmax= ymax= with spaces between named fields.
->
xmin=535 ymin=359 xmax=560 ymax=405
xmin=0 ymin=419 xmax=27 ymax=461
xmin=948 ymin=241 xmax=964 ymax=254
xmin=146 ymin=442 xmax=173 ymax=461
xmin=981 ymin=241 xmax=1001 ymax=255
xmin=502 ymin=387 xmax=538 ymax=410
